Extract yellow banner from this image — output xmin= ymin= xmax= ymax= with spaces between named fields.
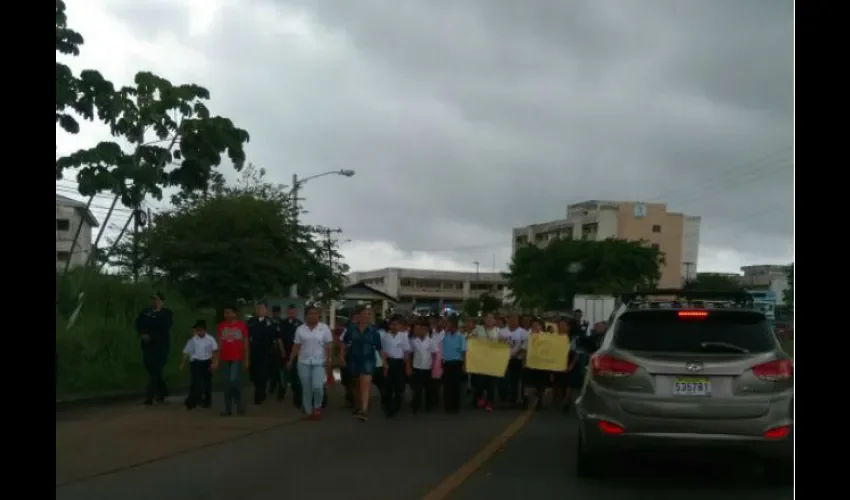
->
xmin=466 ymin=338 xmax=510 ymax=377
xmin=526 ymin=333 xmax=570 ymax=372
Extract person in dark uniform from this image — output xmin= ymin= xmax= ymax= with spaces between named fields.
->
xmin=339 ymin=309 xmax=361 ymax=410
xmin=246 ymin=301 xmax=279 ymax=405
xmin=135 ymin=292 xmax=174 ymax=405
xmin=267 ymin=305 xmax=287 ymax=400
xmin=278 ymin=304 xmax=303 ymax=408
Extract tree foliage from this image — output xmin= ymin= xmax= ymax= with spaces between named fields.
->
xmin=506 ymin=238 xmax=664 ymax=310
xmin=461 ymin=292 xmax=503 ymax=317
xmin=109 ymin=166 xmax=349 ymax=307
xmin=783 ymin=263 xmax=794 ymax=309
xmin=55 ymin=0 xmax=250 ymax=210
xmin=684 ymin=273 xmax=746 ymax=293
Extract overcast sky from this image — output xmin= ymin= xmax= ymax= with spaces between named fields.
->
xmin=56 ymin=0 xmax=794 ymax=274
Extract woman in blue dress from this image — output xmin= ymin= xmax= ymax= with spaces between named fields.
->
xmin=341 ymin=306 xmax=385 ymax=421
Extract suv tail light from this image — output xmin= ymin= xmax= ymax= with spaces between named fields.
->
xmin=751 ymin=359 xmax=793 ymax=381
xmin=591 ymin=354 xmax=638 ymax=377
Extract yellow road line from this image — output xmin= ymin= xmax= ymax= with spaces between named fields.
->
xmin=422 ymin=409 xmax=535 ymax=500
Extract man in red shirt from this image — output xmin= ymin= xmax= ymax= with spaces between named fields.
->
xmin=217 ymin=305 xmax=250 ymax=416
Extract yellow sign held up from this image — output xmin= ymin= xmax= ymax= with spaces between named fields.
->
xmin=466 ymin=338 xmax=511 ymax=377
xmin=526 ymin=334 xmax=570 ymax=372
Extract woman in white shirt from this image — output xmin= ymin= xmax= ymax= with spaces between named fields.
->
xmin=287 ymin=306 xmax=334 ymax=420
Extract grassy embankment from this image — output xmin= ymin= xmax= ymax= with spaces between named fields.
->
xmin=56 ymin=270 xmax=215 ymax=400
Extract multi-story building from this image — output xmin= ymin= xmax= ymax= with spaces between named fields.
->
xmin=512 ymin=200 xmax=701 ymax=288
xmin=56 ymin=194 xmax=99 ymax=269
xmin=347 ymin=267 xmax=508 ymax=310
xmin=740 ymin=264 xmax=790 ymax=305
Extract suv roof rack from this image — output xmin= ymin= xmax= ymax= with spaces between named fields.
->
xmin=617 ymin=289 xmax=755 ymax=309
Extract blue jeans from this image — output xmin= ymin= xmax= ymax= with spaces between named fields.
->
xmin=297 ymin=363 xmax=326 ymax=413
xmin=222 ymin=360 xmax=244 ymax=414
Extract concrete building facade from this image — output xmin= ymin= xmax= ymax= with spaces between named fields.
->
xmin=347 ymin=267 xmax=508 ymax=309
xmin=56 ymin=194 xmax=99 ymax=269
xmin=740 ymin=264 xmax=790 ymax=305
xmin=512 ymin=200 xmax=701 ymax=288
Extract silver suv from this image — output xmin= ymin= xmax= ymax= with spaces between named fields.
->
xmin=576 ymin=290 xmax=793 ymax=485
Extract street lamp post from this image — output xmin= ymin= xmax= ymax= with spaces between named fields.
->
xmin=288 ymin=169 xmax=356 ymax=298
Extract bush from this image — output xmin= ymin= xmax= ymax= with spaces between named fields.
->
xmin=56 ymin=270 xmax=215 ymax=399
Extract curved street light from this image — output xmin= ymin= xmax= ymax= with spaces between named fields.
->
xmin=288 ymin=169 xmax=356 ymax=298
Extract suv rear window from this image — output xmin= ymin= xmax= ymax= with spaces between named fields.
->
xmin=613 ymin=310 xmax=775 ymax=353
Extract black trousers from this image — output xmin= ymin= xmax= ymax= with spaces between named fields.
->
xmin=267 ymin=352 xmax=286 ymax=398
xmin=472 ymin=374 xmax=496 ymax=406
xmin=442 ymin=361 xmax=464 ymax=412
xmin=186 ymin=359 xmax=212 ymax=408
xmin=500 ymin=359 xmax=524 ymax=404
xmin=382 ymin=359 xmax=406 ymax=417
xmin=410 ymin=368 xmax=435 ymax=413
xmin=250 ymin=355 xmax=271 ymax=405
xmin=142 ymin=348 xmax=169 ymax=402
xmin=340 ymin=367 xmax=355 ymax=407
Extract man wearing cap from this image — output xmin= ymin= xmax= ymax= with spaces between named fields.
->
xmin=247 ymin=301 xmax=280 ymax=405
xmin=135 ymin=292 xmax=174 ymax=405
xmin=278 ymin=304 xmax=303 ymax=408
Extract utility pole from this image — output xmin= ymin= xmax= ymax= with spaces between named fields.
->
xmin=320 ymin=227 xmax=343 ymax=269
xmin=290 ymin=173 xmax=300 ymax=298
xmin=131 ymin=205 xmax=148 ymax=283
xmin=473 ymin=261 xmax=480 ymax=281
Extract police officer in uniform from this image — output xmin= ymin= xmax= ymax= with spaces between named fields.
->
xmin=135 ymin=292 xmax=174 ymax=405
xmin=278 ymin=304 xmax=303 ymax=408
xmin=247 ymin=301 xmax=279 ymax=405
xmin=267 ymin=305 xmax=288 ymax=400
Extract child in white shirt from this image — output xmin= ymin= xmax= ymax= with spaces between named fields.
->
xmin=181 ymin=320 xmax=218 ymax=409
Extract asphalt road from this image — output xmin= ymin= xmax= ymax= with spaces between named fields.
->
xmin=453 ymin=407 xmax=794 ymax=500
xmin=56 ymin=395 xmax=794 ymax=500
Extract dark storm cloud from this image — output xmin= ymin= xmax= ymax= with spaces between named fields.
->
xmin=101 ymin=0 xmax=793 ymax=263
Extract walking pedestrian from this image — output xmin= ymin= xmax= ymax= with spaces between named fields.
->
xmin=267 ymin=305 xmax=287 ymax=401
xmin=339 ymin=306 xmax=385 ymax=421
xmin=135 ymin=292 xmax=173 ymax=405
xmin=381 ymin=315 xmax=411 ymax=418
xmin=339 ymin=310 xmax=360 ymax=410
xmin=287 ymin=305 xmax=333 ymax=420
xmin=499 ymin=313 xmax=528 ymax=408
xmin=441 ymin=315 xmax=467 ymax=413
xmin=247 ymin=302 xmax=279 ymax=405
xmin=217 ymin=305 xmax=250 ymax=416
xmin=180 ymin=320 xmax=217 ymax=410
xmin=277 ymin=304 xmax=303 ymax=408
xmin=471 ymin=313 xmax=501 ymax=412
xmin=409 ymin=319 xmax=437 ymax=414
xmin=523 ymin=317 xmax=549 ymax=409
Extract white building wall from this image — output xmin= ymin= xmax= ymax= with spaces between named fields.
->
xmin=55 ymin=204 xmax=93 ymax=269
xmin=681 ymin=216 xmax=701 ymax=280
xmin=595 ymin=208 xmax=619 ymax=240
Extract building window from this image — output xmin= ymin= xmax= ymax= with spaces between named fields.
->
xmin=651 ymin=243 xmax=660 ymax=251
xmin=57 ymin=251 xmax=71 ymax=262
xmin=57 ymin=219 xmax=70 ymax=231
xmin=652 ymin=224 xmax=661 ymax=233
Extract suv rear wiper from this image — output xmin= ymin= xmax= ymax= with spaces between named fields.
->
xmin=699 ymin=341 xmax=750 ymax=353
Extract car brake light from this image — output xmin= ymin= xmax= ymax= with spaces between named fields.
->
xmin=598 ymin=420 xmax=625 ymax=435
xmin=763 ymin=425 xmax=790 ymax=439
xmin=591 ymin=354 xmax=638 ymax=377
xmin=678 ymin=310 xmax=708 ymax=319
xmin=751 ymin=359 xmax=794 ymax=381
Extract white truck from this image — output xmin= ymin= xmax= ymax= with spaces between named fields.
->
xmin=571 ymin=294 xmax=617 ymax=326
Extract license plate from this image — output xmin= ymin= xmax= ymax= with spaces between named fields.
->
xmin=672 ymin=377 xmax=711 ymax=397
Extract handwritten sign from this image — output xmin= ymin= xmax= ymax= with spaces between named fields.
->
xmin=466 ymin=338 xmax=510 ymax=377
xmin=526 ymin=334 xmax=570 ymax=372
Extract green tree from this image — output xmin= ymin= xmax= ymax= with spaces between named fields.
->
xmin=56 ymin=0 xmax=250 ymax=213
xmin=461 ymin=292 xmax=503 ymax=317
xmin=683 ymin=273 xmax=746 ymax=293
xmin=111 ymin=166 xmax=348 ymax=307
xmin=506 ymin=238 xmax=663 ymax=310
xmin=783 ymin=263 xmax=794 ymax=309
